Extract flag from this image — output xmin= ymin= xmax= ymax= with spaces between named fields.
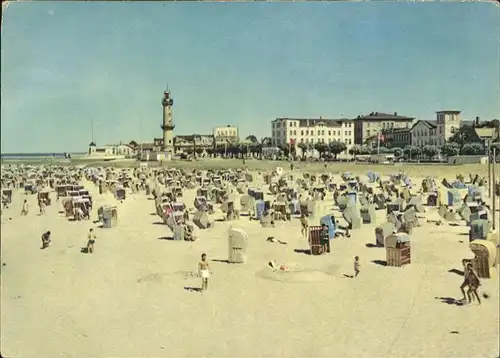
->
xmin=164 ymin=91 xmax=169 ymax=98
xmin=378 ymin=134 xmax=385 ymax=142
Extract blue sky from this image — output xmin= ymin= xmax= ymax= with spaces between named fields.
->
xmin=1 ymin=2 xmax=499 ymax=153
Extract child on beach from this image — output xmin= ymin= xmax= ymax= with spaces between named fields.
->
xmin=354 ymin=256 xmax=360 ymax=277
xmin=21 ymin=199 xmax=28 ymax=215
xmin=300 ymin=214 xmax=308 ymax=238
xmin=86 ymin=229 xmax=96 ymax=254
xmin=198 ymin=253 xmax=211 ymax=291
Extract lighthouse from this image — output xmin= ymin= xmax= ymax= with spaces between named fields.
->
xmin=161 ymin=89 xmax=175 ymax=157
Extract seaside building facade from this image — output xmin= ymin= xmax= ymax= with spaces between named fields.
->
xmin=213 ymin=125 xmax=239 ymax=146
xmin=271 ymin=117 xmax=355 ymax=157
xmin=354 ymin=112 xmax=415 ymax=145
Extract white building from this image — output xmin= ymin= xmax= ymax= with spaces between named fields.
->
xmin=411 ymin=110 xmax=461 ymax=147
xmin=213 ymin=125 xmax=239 ymax=145
xmin=435 ymin=110 xmax=461 ymax=145
xmin=87 ymin=142 xmax=136 ymax=158
xmin=410 ymin=120 xmax=438 ymax=146
xmin=271 ymin=117 xmax=354 ymax=154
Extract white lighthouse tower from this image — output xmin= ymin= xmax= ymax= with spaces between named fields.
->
xmin=161 ymin=89 xmax=175 ymax=159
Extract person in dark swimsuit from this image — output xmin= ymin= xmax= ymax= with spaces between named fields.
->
xmin=86 ymin=228 xmax=96 ymax=254
xmin=320 ymin=224 xmax=329 ymax=254
xmin=41 ymin=231 xmax=51 ymax=249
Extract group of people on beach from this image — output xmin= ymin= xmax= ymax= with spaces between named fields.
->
xmin=460 ymin=259 xmax=482 ymax=304
xmin=40 ymin=228 xmax=96 ymax=254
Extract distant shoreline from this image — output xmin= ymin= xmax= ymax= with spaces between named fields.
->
xmin=0 ymin=152 xmax=86 ymax=159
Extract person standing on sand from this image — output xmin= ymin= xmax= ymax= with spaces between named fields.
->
xmin=198 ymin=253 xmax=211 ymax=291
xmin=460 ymin=259 xmax=471 ymax=301
xmin=39 ymin=198 xmax=46 ymax=215
xmin=465 ymin=263 xmax=481 ymax=304
xmin=21 ymin=199 xmax=29 ymax=215
xmin=86 ymin=228 xmax=96 ymax=254
xmin=320 ymin=223 xmax=329 ymax=254
xmin=300 ymin=214 xmax=308 ymax=238
xmin=354 ymin=256 xmax=360 ymax=277
xmin=41 ymin=231 xmax=51 ymax=249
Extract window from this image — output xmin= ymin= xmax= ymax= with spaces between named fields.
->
xmin=321 ymin=130 xmax=325 ymax=135
xmin=301 ymin=130 xmax=304 ymax=135
xmin=328 ymin=131 xmax=331 ymax=135
xmin=317 ymin=131 xmax=321 ymax=135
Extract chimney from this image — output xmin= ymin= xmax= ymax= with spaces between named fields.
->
xmin=394 ymin=112 xmax=397 ymax=116
xmin=319 ymin=116 xmax=322 ymax=120
xmin=476 ymin=116 xmax=480 ymax=126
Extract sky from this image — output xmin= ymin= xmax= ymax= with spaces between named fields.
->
xmin=1 ymin=2 xmax=499 ymax=153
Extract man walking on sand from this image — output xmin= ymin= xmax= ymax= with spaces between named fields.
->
xmin=198 ymin=253 xmax=211 ymax=291
xmin=86 ymin=228 xmax=96 ymax=254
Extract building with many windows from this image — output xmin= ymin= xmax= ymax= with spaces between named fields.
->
xmin=213 ymin=125 xmax=239 ymax=146
xmin=410 ymin=110 xmax=461 ymax=147
xmin=410 ymin=120 xmax=438 ymax=147
xmin=270 ymin=117 xmax=355 ymax=151
xmin=174 ymin=134 xmax=215 ymax=152
xmin=354 ymin=112 xmax=415 ymax=145
xmin=383 ymin=127 xmax=412 ymax=148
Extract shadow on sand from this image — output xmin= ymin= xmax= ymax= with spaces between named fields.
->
xmin=435 ymin=296 xmax=466 ymax=306
xmin=212 ymin=259 xmax=229 ymax=263
xmin=157 ymin=236 xmax=174 ymax=241
xmin=294 ymin=249 xmax=312 ymax=255
xmin=365 ymin=243 xmax=381 ymax=248
xmin=153 ymin=221 xmax=165 ymax=225
xmin=371 ymin=260 xmax=387 ymax=266
xmin=448 ymin=268 xmax=464 ymax=276
xmin=184 ymin=286 xmax=202 ymax=293
xmin=80 ymin=247 xmax=89 ymax=254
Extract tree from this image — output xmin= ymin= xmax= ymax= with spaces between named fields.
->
xmin=422 ymin=145 xmax=439 ymax=160
xmin=439 ymin=142 xmax=460 ymax=157
xmin=314 ymin=142 xmax=328 ymax=158
xmin=278 ymin=144 xmax=289 ymax=158
xmin=328 ymin=141 xmax=347 ymax=159
xmin=245 ymin=135 xmax=258 ymax=143
xmin=448 ymin=124 xmax=478 ymax=147
xmin=195 ymin=147 xmax=204 ymax=156
xmin=371 ymin=146 xmax=389 ymax=154
xmin=359 ymin=146 xmax=371 ymax=155
xmin=461 ymin=142 xmax=484 ymax=155
xmin=297 ymin=142 xmax=307 ymax=159
xmin=129 ymin=140 xmax=138 ymax=148
xmin=390 ymin=147 xmax=403 ymax=157
xmin=349 ymin=145 xmax=361 ymax=156
xmin=403 ymin=145 xmax=421 ymax=160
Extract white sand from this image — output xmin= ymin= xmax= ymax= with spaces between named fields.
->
xmin=1 ymin=162 xmax=499 ymax=358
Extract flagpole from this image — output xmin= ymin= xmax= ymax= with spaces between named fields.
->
xmin=377 ymin=131 xmax=380 ymax=155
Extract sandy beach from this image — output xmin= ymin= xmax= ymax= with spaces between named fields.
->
xmin=1 ymin=160 xmax=499 ymax=358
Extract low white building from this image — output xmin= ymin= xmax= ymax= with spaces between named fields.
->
xmin=410 ymin=120 xmax=438 ymax=146
xmin=271 ymin=117 xmax=355 ymax=155
xmin=87 ymin=142 xmax=136 ymax=158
